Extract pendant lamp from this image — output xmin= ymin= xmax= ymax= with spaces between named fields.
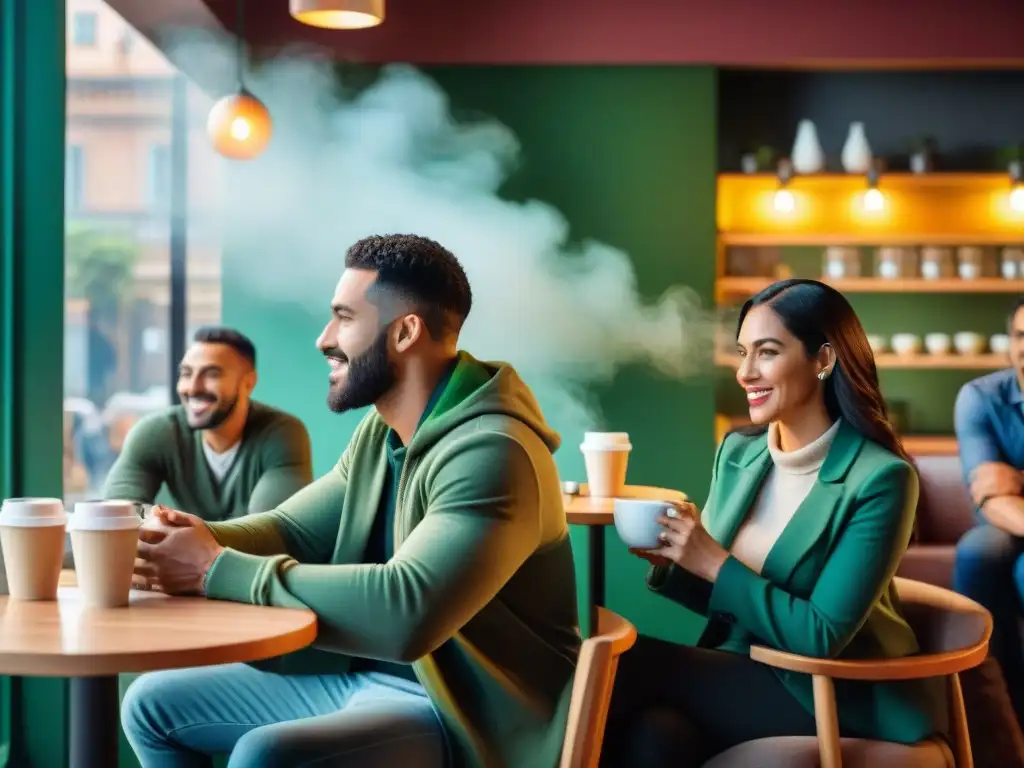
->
xmin=290 ymin=0 xmax=385 ymax=30
xmin=208 ymin=0 xmax=272 ymax=160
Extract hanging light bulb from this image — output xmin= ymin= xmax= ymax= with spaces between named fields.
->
xmin=1009 ymin=158 xmax=1024 ymax=214
xmin=290 ymin=0 xmax=385 ymax=29
xmin=1010 ymin=185 xmax=1024 ymax=214
xmin=773 ymin=158 xmax=795 ymax=214
xmin=208 ymin=89 xmax=272 ymax=160
xmin=862 ymin=167 xmax=885 ymax=212
xmin=208 ymin=0 xmax=272 ymax=161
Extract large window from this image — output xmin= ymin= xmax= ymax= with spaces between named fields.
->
xmin=64 ymin=0 xmax=223 ymax=504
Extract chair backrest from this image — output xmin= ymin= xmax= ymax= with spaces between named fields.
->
xmin=895 ymin=577 xmax=991 ymax=662
xmin=559 ymin=607 xmax=638 ymax=768
xmin=912 ymin=454 xmax=976 ymax=545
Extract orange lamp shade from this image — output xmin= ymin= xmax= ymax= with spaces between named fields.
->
xmin=207 ymin=90 xmax=273 ymax=161
xmin=290 ymin=0 xmax=384 ymax=29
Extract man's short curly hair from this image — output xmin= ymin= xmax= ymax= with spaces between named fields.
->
xmin=345 ymin=234 xmax=473 ymax=339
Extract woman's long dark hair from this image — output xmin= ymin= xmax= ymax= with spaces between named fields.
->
xmin=735 ymin=278 xmax=912 ymax=464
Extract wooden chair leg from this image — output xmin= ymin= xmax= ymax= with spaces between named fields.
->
xmin=947 ymin=673 xmax=972 ymax=768
xmin=812 ymin=674 xmax=842 ymax=768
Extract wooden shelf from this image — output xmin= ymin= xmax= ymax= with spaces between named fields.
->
xmin=715 ymin=351 xmax=1006 ymax=370
xmin=717 ymin=276 xmax=1024 ymax=301
xmin=720 ymin=232 xmax=1023 ymax=247
xmin=720 ymin=173 xmax=1016 ymax=186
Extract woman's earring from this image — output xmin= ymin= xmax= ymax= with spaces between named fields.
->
xmin=817 ymin=370 xmax=828 ymax=381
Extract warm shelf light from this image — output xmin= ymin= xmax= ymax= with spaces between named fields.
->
xmin=773 ymin=189 xmax=794 ymax=213
xmin=1010 ymin=184 xmax=1024 ymax=214
xmin=290 ymin=0 xmax=384 ymax=29
xmin=208 ymin=89 xmax=273 ymax=161
xmin=1010 ymin=160 xmax=1024 ymax=214
xmin=772 ymin=159 xmax=795 ymax=214
xmin=860 ymin=167 xmax=886 ymax=213
xmin=862 ymin=186 xmax=885 ymax=212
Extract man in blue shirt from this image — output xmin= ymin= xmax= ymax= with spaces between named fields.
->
xmin=954 ymin=296 xmax=1024 ymax=718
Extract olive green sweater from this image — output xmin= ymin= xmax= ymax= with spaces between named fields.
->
xmin=102 ymin=401 xmax=313 ymax=520
xmin=203 ymin=353 xmax=581 ymax=768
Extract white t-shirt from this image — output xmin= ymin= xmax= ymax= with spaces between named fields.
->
xmin=202 ymin=439 xmax=241 ymax=483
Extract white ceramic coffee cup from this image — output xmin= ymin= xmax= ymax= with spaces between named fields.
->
xmin=613 ymin=498 xmax=688 ymax=549
xmin=0 ymin=498 xmax=67 ymax=601
xmin=69 ymin=500 xmax=141 ymax=608
xmin=581 ymin=432 xmax=632 ymax=498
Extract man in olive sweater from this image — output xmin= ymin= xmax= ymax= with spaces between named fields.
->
xmin=124 ymin=235 xmax=580 ymax=768
xmin=102 ymin=326 xmax=313 ymax=520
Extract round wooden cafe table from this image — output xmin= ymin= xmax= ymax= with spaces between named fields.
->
xmin=562 ymin=484 xmax=687 ymax=636
xmin=0 ymin=571 xmax=317 ymax=768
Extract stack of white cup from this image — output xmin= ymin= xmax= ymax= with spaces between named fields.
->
xmin=0 ymin=498 xmax=67 ymax=600
xmin=580 ymin=432 xmax=632 ymax=498
xmin=69 ymin=500 xmax=141 ymax=608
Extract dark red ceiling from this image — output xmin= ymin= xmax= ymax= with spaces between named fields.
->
xmin=111 ymin=0 xmax=1024 ymax=67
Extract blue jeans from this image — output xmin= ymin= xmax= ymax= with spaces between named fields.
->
xmin=953 ymin=524 xmax=1024 ymax=717
xmin=121 ymin=664 xmax=448 ymax=768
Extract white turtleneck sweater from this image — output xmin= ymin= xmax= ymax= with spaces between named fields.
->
xmin=730 ymin=420 xmax=841 ymax=575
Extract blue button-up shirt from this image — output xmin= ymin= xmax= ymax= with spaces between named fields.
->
xmin=954 ymin=369 xmax=1024 ymax=487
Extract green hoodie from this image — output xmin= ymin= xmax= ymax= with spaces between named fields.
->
xmin=203 ymin=352 xmax=581 ymax=768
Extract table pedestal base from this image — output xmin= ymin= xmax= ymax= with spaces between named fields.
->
xmin=70 ymin=675 xmax=119 ymax=768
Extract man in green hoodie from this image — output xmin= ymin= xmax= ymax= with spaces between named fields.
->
xmin=124 ymin=234 xmax=580 ymax=768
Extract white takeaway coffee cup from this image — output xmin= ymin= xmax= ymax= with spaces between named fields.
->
xmin=613 ymin=497 xmax=690 ymax=550
xmin=580 ymin=432 xmax=632 ymax=498
xmin=0 ymin=497 xmax=68 ymax=601
xmin=69 ymin=500 xmax=141 ymax=608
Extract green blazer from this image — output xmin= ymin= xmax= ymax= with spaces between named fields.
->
xmin=648 ymin=420 xmax=946 ymax=744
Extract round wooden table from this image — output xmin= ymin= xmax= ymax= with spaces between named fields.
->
xmin=563 ymin=484 xmax=687 ymax=636
xmin=0 ymin=582 xmax=317 ymax=768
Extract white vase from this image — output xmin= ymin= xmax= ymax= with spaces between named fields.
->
xmin=841 ymin=122 xmax=873 ymax=173
xmin=791 ymin=120 xmax=825 ymax=174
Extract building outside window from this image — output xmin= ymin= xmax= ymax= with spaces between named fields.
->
xmin=64 ymin=0 xmax=223 ymax=504
xmin=71 ymin=11 xmax=97 ymax=46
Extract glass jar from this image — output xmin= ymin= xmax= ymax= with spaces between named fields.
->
xmin=822 ymin=246 xmax=861 ymax=279
xmin=919 ymin=247 xmax=955 ymax=279
xmin=874 ymin=246 xmax=918 ymax=279
xmin=1001 ymin=246 xmax=1024 ymax=280
xmin=957 ymin=246 xmax=997 ymax=279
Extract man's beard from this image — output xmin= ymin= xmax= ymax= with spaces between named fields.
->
xmin=326 ymin=328 xmax=397 ymax=413
xmin=184 ymin=393 xmax=237 ymax=430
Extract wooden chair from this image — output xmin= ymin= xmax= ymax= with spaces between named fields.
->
xmin=560 ymin=607 xmax=638 ymax=768
xmin=704 ymin=577 xmax=992 ymax=768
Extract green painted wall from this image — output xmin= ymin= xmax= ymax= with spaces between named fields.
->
xmin=223 ymin=66 xmax=719 ymax=644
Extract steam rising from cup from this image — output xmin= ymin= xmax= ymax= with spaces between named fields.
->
xmin=167 ymin=30 xmax=717 ymax=435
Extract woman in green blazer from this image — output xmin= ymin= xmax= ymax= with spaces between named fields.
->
xmin=602 ymin=279 xmax=945 ymax=767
